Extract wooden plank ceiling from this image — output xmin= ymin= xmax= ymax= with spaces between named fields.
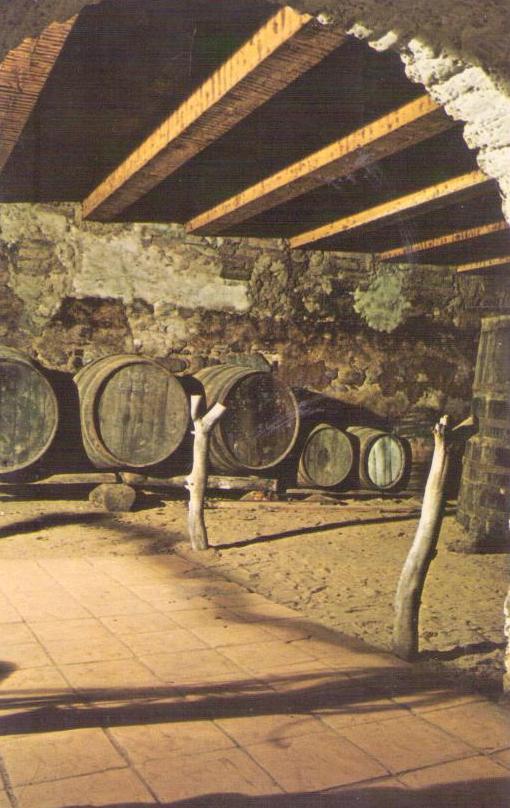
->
xmin=0 ymin=0 xmax=507 ymax=274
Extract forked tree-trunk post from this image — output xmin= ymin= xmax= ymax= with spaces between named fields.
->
xmin=186 ymin=394 xmax=226 ymax=551
xmin=393 ymin=415 xmax=452 ymax=661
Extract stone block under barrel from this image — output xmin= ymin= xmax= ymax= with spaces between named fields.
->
xmin=74 ymin=354 xmax=189 ymax=470
xmin=456 ymin=315 xmax=510 ymax=552
xmin=298 ymin=423 xmax=355 ymax=488
xmin=194 ymin=364 xmax=300 ymax=474
xmin=0 ymin=346 xmax=59 ymax=477
xmin=346 ymin=426 xmax=408 ymax=491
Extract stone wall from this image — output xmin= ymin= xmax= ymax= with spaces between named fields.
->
xmin=1 ymin=202 xmax=505 ymax=423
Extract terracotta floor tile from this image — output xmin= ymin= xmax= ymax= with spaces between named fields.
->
xmin=1 ymin=622 xmax=34 ymax=645
xmin=290 ymin=637 xmax=410 ymax=671
xmin=259 ymin=663 xmax=341 ymax=693
xmin=39 ymin=635 xmax=134 ymax=665
xmin=0 ymin=665 xmax=71 ymax=699
xmin=0 ymin=594 xmax=22 ymax=623
xmin=339 ymin=714 xmax=474 ymax=773
xmin=220 ymin=640 xmax=317 ymax=672
xmin=15 ymin=768 xmax=156 ymax=808
xmin=246 ymin=731 xmax=387 ymax=791
xmin=388 ymin=678 xmax=486 ymax=714
xmin=151 ymin=595 xmax=215 ymax=613
xmin=215 ymin=711 xmax=327 ymax=746
xmin=100 ymin=611 xmax=180 ymax=635
xmin=120 ymin=628 xmax=207 ymax=656
xmin=140 ymin=648 xmax=242 ymax=682
xmin=0 ymin=727 xmax=125 ymax=786
xmin=423 ymin=701 xmax=510 ymax=752
xmin=28 ymin=617 xmax=109 ymax=643
xmin=129 ymin=583 xmax=193 ymax=604
xmin=189 ymin=621 xmax=275 ymax=648
xmin=492 ymin=748 xmax=510 ymax=769
xmin=59 ymin=657 xmax=163 ymax=692
xmin=258 ymin=619 xmax=314 ymax=642
xmin=170 ymin=607 xmax=239 ymax=628
xmin=139 ymin=746 xmax=281 ymax=801
xmin=80 ymin=595 xmax=155 ymax=618
xmin=5 ymin=592 xmax=90 ymax=621
xmin=399 ymin=755 xmax=510 ymax=807
xmin=3 ymin=641 xmax=52 ymax=670
xmin=333 ymin=775 xmax=407 ymax=793
xmin=110 ymin=718 xmax=234 ymax=762
xmin=0 ymin=666 xmax=78 ymax=724
xmin=233 ymin=602 xmax=303 ymax=621
xmin=316 ymin=695 xmax=408 ymax=730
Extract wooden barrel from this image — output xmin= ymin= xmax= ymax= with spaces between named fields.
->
xmin=0 ymin=347 xmax=59 ymax=475
xmin=456 ymin=315 xmax=510 ymax=552
xmin=194 ymin=364 xmax=300 ymax=473
xmin=298 ymin=423 xmax=354 ymax=488
xmin=395 ymin=409 xmax=437 ymax=492
xmin=346 ymin=426 xmax=407 ymax=491
xmin=74 ymin=354 xmax=189 ymax=469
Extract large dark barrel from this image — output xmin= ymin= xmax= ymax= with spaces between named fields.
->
xmin=456 ymin=315 xmax=510 ymax=552
xmin=346 ymin=426 xmax=407 ymax=491
xmin=74 ymin=354 xmax=189 ymax=469
xmin=194 ymin=364 xmax=300 ymax=473
xmin=0 ymin=346 xmax=59 ymax=475
xmin=298 ymin=423 xmax=355 ymax=488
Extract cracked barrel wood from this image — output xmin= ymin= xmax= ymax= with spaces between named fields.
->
xmin=346 ymin=426 xmax=407 ymax=491
xmin=194 ymin=364 xmax=300 ymax=473
xmin=74 ymin=354 xmax=189 ymax=469
xmin=456 ymin=315 xmax=510 ymax=552
xmin=0 ymin=346 xmax=59 ymax=476
xmin=298 ymin=423 xmax=355 ymax=488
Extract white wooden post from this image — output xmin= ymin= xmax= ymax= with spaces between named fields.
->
xmin=186 ymin=394 xmax=226 ymax=551
xmin=393 ymin=415 xmax=452 ymax=660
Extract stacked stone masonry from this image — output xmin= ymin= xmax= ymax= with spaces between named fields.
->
xmin=0 ymin=202 xmax=507 ymax=422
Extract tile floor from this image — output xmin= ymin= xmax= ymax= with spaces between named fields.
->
xmin=0 ymin=552 xmax=508 ymax=807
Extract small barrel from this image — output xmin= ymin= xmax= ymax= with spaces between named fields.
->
xmin=0 ymin=346 xmax=59 ymax=475
xmin=456 ymin=315 xmax=510 ymax=551
xmin=347 ymin=426 xmax=407 ymax=491
xmin=395 ymin=409 xmax=437 ymax=492
xmin=298 ymin=423 xmax=354 ymax=488
xmin=74 ymin=354 xmax=189 ymax=469
xmin=194 ymin=364 xmax=299 ymax=473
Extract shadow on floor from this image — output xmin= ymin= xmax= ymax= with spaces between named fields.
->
xmin=422 ymin=640 xmax=507 ymax=662
xmin=58 ymin=774 xmax=510 ymax=807
xmin=0 ymin=510 xmax=184 ymax=548
xmin=0 ymin=661 xmax=491 ymax=737
xmin=212 ymin=510 xmax=450 ymax=550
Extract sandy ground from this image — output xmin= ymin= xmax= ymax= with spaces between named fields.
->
xmin=0 ymin=483 xmax=507 ymax=696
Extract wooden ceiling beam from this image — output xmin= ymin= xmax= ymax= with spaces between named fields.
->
xmin=0 ymin=17 xmax=77 ymax=172
xmin=187 ymin=95 xmax=454 ymax=235
xmin=378 ymin=220 xmax=509 ymax=261
xmin=456 ymin=255 xmax=510 ymax=273
xmin=290 ymin=170 xmax=493 ymax=249
xmin=82 ymin=6 xmax=346 ymax=222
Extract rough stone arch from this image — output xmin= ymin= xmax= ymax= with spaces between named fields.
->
xmin=1 ymin=0 xmax=510 ymax=220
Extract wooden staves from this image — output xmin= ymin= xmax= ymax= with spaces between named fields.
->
xmin=194 ymin=364 xmax=300 ymax=473
xmin=74 ymin=354 xmax=189 ymax=469
xmin=456 ymin=315 xmax=510 ymax=552
xmin=0 ymin=346 xmax=59 ymax=475
xmin=347 ymin=426 xmax=407 ymax=491
xmin=298 ymin=423 xmax=354 ymax=488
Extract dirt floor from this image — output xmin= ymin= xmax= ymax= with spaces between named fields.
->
xmin=0 ymin=482 xmax=507 ymax=697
